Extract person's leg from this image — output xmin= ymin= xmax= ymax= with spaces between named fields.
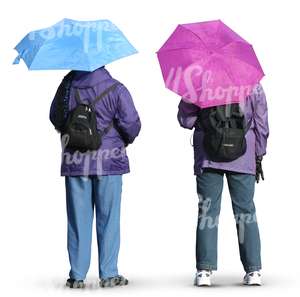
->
xmin=226 ymin=173 xmax=261 ymax=273
xmin=196 ymin=169 xmax=224 ymax=271
xmin=65 ymin=176 xmax=94 ymax=281
xmin=93 ymin=175 xmax=122 ymax=280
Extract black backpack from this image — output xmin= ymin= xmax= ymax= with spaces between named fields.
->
xmin=198 ymin=103 xmax=251 ymax=162
xmin=61 ymin=83 xmax=118 ymax=152
xmin=50 ymin=71 xmax=76 ymax=131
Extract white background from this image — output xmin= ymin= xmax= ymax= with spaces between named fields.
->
xmin=1 ymin=0 xmax=299 ymax=296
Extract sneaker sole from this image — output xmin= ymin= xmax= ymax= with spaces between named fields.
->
xmin=194 ymin=279 xmax=211 ymax=287
xmin=100 ymin=279 xmax=129 ymax=288
xmin=243 ymin=279 xmax=262 ymax=286
xmin=244 ymin=282 xmax=262 ymax=286
xmin=66 ymin=282 xmax=85 ymax=289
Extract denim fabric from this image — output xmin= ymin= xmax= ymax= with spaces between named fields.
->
xmin=196 ymin=169 xmax=261 ymax=272
xmin=65 ymin=175 xmax=122 ymax=280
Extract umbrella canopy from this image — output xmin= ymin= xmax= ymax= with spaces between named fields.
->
xmin=157 ymin=20 xmax=264 ymax=108
xmin=13 ymin=18 xmax=137 ymax=71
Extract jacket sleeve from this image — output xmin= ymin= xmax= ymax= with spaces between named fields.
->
xmin=252 ymin=84 xmax=269 ymax=157
xmin=114 ymin=85 xmax=141 ymax=144
xmin=177 ymin=99 xmax=200 ymax=129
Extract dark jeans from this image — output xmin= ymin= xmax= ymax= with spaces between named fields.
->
xmin=196 ymin=168 xmax=261 ymax=273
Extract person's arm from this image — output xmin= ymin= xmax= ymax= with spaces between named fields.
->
xmin=252 ymin=84 xmax=269 ymax=157
xmin=177 ymin=99 xmax=200 ymax=129
xmin=114 ymin=85 xmax=141 ymax=145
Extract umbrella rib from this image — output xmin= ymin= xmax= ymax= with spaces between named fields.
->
xmin=223 ymin=55 xmax=264 ymax=85
xmin=223 ymin=48 xmax=263 ymax=74
xmin=218 ymin=41 xmax=263 ymax=74
xmin=25 ymin=33 xmax=48 ymax=69
xmin=179 ymin=25 xmax=210 ymax=52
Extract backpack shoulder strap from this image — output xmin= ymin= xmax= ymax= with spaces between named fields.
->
xmin=93 ymin=83 xmax=119 ymax=135
xmin=74 ymin=89 xmax=82 ymax=105
xmin=224 ymin=104 xmax=232 ymax=119
xmin=91 ymin=82 xmax=119 ymax=107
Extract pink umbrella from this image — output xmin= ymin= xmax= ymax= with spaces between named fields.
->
xmin=157 ymin=20 xmax=264 ymax=108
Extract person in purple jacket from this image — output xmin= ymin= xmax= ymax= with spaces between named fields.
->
xmin=50 ymin=67 xmax=141 ymax=288
xmin=177 ymin=84 xmax=269 ymax=286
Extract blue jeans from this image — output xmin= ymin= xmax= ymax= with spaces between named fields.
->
xmin=196 ymin=169 xmax=261 ymax=273
xmin=65 ymin=175 xmax=122 ymax=280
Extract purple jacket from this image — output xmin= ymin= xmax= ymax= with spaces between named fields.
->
xmin=50 ymin=67 xmax=141 ymax=176
xmin=177 ymin=84 xmax=269 ymax=175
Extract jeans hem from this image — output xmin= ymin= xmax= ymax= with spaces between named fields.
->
xmin=244 ymin=265 xmax=262 ymax=273
xmin=69 ymin=271 xmax=86 ymax=281
xmin=100 ymin=274 xmax=119 ymax=280
xmin=100 ymin=270 xmax=119 ymax=280
xmin=197 ymin=262 xmax=217 ymax=271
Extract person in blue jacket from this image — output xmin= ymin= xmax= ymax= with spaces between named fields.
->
xmin=50 ymin=67 xmax=141 ymax=288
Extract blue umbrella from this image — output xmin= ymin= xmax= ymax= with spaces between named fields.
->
xmin=13 ymin=18 xmax=137 ymax=71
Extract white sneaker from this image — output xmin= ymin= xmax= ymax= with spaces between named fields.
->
xmin=243 ymin=271 xmax=262 ymax=286
xmin=194 ymin=270 xmax=212 ymax=286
